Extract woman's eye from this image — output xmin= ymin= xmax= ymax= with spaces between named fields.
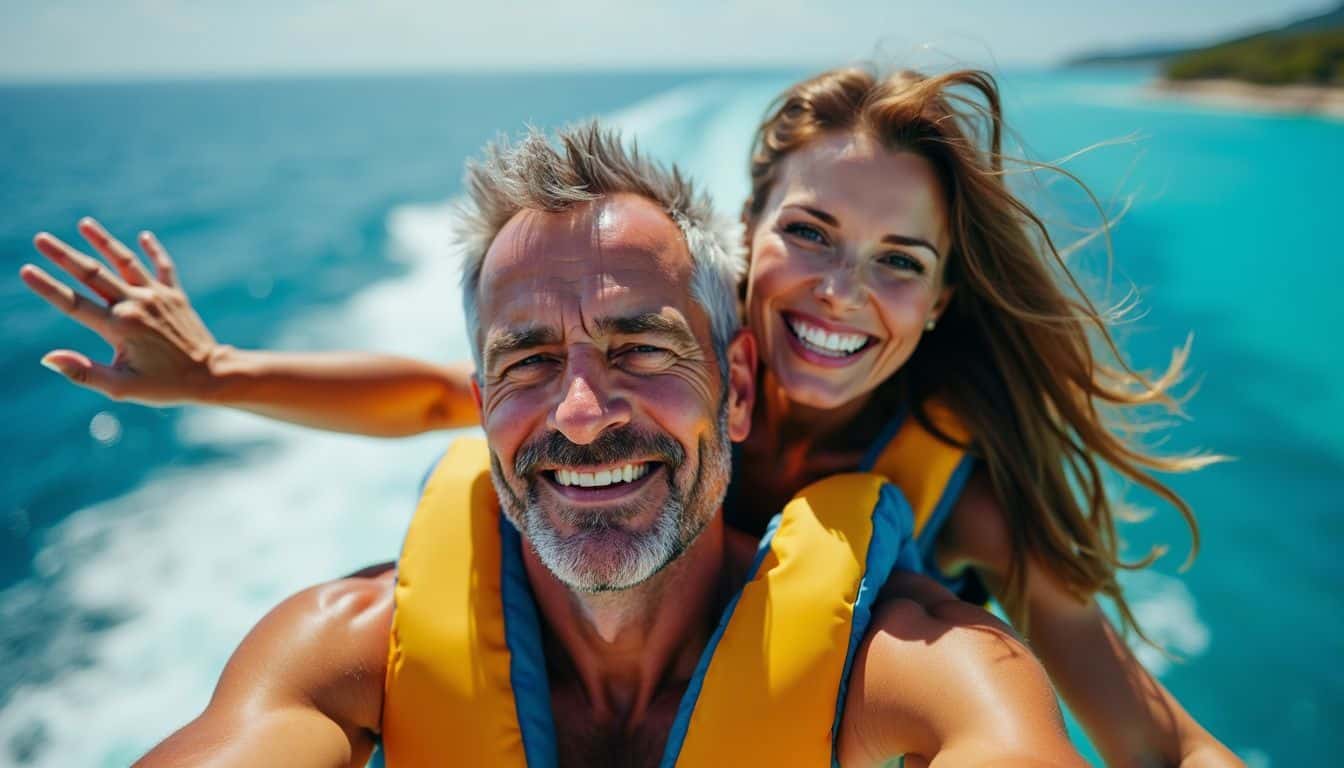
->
xmin=783 ymin=222 xmax=828 ymax=245
xmin=879 ymin=252 xmax=925 ymax=274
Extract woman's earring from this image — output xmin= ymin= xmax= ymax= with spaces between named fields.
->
xmin=925 ymin=317 xmax=937 ymax=332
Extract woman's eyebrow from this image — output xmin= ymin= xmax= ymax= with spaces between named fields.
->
xmin=797 ymin=204 xmax=840 ymax=227
xmin=794 ymin=204 xmax=941 ymax=259
xmin=881 ymin=233 xmax=941 ymax=259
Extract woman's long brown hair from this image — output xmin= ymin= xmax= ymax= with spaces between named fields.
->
xmin=743 ymin=66 xmax=1221 ymax=643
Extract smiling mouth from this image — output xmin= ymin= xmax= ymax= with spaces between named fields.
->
xmin=548 ymin=462 xmax=653 ymax=488
xmin=784 ymin=314 xmax=875 ymax=358
xmin=538 ymin=461 xmax=666 ymax=504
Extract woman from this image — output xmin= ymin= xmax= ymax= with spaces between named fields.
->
xmin=21 ymin=66 xmax=1240 ymax=765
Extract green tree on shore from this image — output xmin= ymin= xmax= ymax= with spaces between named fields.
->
xmin=1165 ymin=29 xmax=1344 ymax=86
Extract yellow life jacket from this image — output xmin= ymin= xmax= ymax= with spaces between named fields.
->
xmin=860 ymin=399 xmax=981 ymax=600
xmin=381 ymin=436 xmax=920 ymax=767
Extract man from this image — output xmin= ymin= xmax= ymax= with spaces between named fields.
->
xmin=129 ymin=124 xmax=1082 ymax=767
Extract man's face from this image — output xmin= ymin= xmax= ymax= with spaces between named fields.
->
xmin=473 ymin=194 xmax=754 ymax=593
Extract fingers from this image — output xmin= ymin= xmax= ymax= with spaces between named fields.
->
xmin=78 ymin=217 xmax=154 ymax=287
xmin=32 ymin=232 xmax=127 ymax=304
xmin=40 ymin=350 xmax=130 ymax=399
xmin=19 ymin=264 xmax=115 ymax=336
xmin=138 ymin=230 xmax=177 ymax=287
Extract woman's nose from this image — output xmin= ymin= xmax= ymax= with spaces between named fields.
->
xmin=813 ymin=263 xmax=864 ymax=314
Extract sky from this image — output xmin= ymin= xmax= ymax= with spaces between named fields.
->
xmin=0 ymin=0 xmax=1334 ymax=81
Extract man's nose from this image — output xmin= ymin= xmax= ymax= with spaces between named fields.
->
xmin=549 ymin=352 xmax=630 ymax=445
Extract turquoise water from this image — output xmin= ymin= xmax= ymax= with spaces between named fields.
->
xmin=1 ymin=69 xmax=1340 ymax=765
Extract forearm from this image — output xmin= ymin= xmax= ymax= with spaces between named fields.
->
xmin=1028 ymin=599 xmax=1240 ymax=767
xmin=24 ymin=222 xmax=478 ymax=438
xmin=937 ymin=483 xmax=1238 ymax=767
xmin=205 ymin=346 xmax=476 ymax=436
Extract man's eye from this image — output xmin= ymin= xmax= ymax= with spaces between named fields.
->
xmin=878 ymin=252 xmax=926 ymax=274
xmin=616 ymin=345 xmax=675 ymax=371
xmin=502 ymin=354 xmax=556 ymax=381
xmin=783 ymin=222 xmax=828 ymax=245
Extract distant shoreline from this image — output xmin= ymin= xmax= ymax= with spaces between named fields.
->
xmin=1149 ymin=78 xmax=1344 ymax=120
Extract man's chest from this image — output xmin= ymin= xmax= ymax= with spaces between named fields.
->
xmin=550 ymin=684 xmax=685 ymax=768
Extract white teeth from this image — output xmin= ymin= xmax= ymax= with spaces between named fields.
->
xmin=787 ymin=317 xmax=870 ymax=356
xmin=553 ymin=463 xmax=650 ymax=488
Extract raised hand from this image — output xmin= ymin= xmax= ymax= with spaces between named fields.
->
xmin=20 ymin=217 xmax=222 ymax=405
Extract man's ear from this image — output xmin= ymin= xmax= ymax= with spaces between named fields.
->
xmin=470 ymin=374 xmax=484 ymax=421
xmin=724 ymin=329 xmax=757 ymax=443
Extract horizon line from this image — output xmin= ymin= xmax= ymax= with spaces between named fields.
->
xmin=0 ymin=59 xmax=1108 ymax=88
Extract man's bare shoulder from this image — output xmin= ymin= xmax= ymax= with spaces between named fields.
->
xmin=837 ymin=572 xmax=1084 ymax=767
xmin=244 ymin=570 xmax=394 ymax=723
xmin=137 ymin=570 xmax=394 ymax=766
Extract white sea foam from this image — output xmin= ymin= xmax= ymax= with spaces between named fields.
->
xmin=1115 ymin=569 xmax=1212 ymax=677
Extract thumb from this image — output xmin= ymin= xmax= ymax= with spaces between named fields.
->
xmin=40 ymin=351 xmax=128 ymax=398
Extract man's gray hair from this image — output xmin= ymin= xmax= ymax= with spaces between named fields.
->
xmin=457 ymin=122 xmax=745 ymax=378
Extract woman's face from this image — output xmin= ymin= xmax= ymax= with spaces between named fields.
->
xmin=746 ymin=131 xmax=953 ymax=411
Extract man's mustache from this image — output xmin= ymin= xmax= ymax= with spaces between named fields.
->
xmin=514 ymin=426 xmax=685 ymax=477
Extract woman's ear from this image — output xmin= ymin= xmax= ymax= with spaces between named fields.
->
xmin=724 ymin=329 xmax=758 ymax=443
xmin=932 ymin=283 xmax=955 ymax=325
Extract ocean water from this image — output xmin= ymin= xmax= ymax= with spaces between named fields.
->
xmin=0 ymin=68 xmax=1339 ymax=766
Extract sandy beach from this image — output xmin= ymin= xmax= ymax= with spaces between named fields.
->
xmin=1150 ymin=78 xmax=1344 ymax=119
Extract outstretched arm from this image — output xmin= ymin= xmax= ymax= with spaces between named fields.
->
xmin=203 ymin=347 xmax=475 ymax=436
xmin=1025 ymin=580 xmax=1242 ymax=767
xmin=136 ymin=574 xmax=392 ymax=768
xmin=941 ymin=470 xmax=1242 ymax=767
xmin=20 ymin=218 xmax=477 ymax=436
xmin=841 ymin=572 xmax=1086 ymax=767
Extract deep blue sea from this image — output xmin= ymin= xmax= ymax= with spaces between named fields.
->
xmin=1 ymin=68 xmax=1340 ymax=766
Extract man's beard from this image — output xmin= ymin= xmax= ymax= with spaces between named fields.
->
xmin=490 ymin=404 xmax=732 ymax=593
